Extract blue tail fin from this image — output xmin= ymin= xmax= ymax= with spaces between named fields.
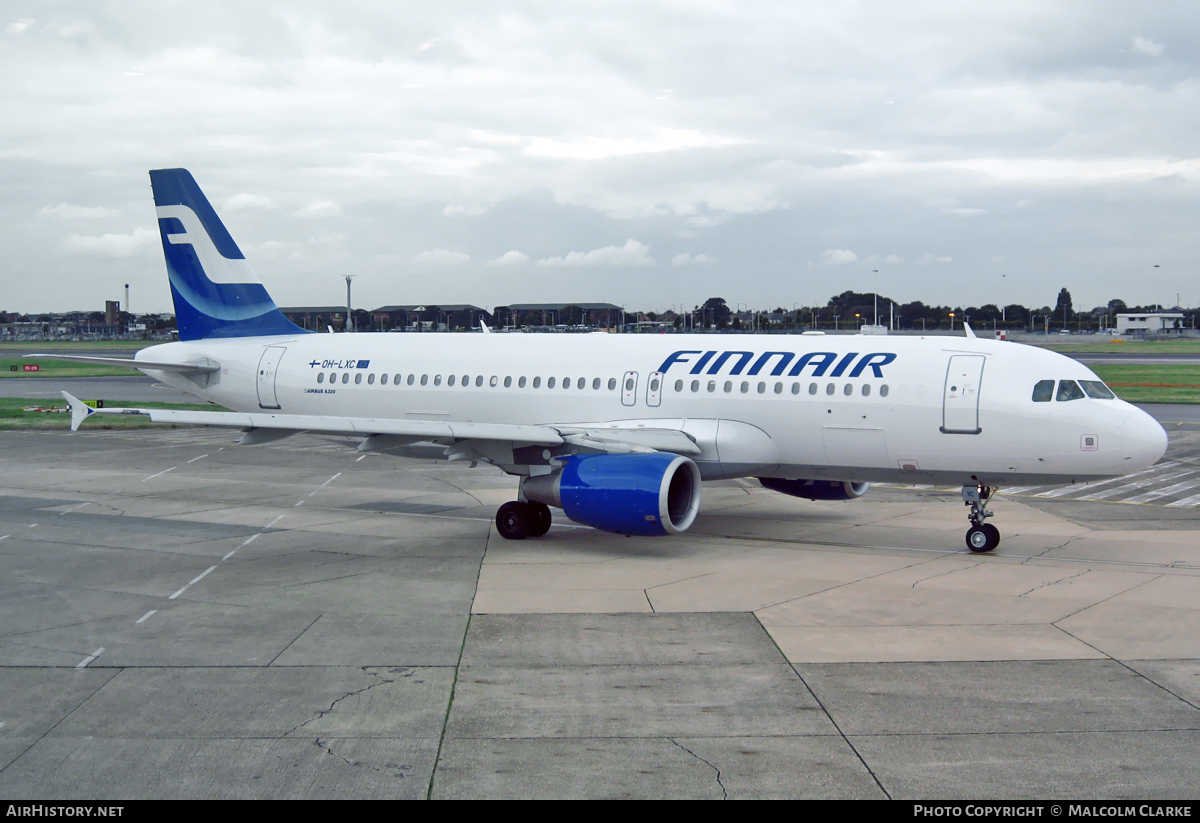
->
xmin=150 ymin=169 xmax=309 ymax=341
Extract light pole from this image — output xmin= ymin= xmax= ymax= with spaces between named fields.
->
xmin=343 ymin=275 xmax=354 ymax=332
xmin=949 ymin=312 xmax=955 ymax=332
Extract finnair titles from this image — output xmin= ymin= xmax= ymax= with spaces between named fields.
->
xmin=37 ymin=169 xmax=1168 ymax=554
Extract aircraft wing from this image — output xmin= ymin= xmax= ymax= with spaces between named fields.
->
xmin=59 ymin=392 xmax=701 ymax=458
xmin=28 ymin=354 xmax=220 ymax=373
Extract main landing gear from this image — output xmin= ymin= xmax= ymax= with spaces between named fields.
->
xmin=495 ymin=501 xmax=552 ymax=540
xmin=962 ymin=483 xmax=1000 ymax=553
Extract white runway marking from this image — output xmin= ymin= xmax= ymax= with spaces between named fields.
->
xmin=75 ymin=648 xmax=104 ymax=669
xmin=141 ymin=466 xmax=176 ymax=482
xmin=59 ymin=502 xmax=91 ymax=515
xmin=136 ymin=610 xmax=157 ymax=624
xmin=1123 ymin=478 xmax=1200 ymax=504
xmin=187 ymin=454 xmax=208 ymax=463
xmin=319 ymin=472 xmax=342 ymax=488
xmin=1080 ymin=469 xmax=1196 ymax=501
xmin=1035 ymin=462 xmax=1178 ymax=498
xmin=1166 ymin=492 xmax=1200 ymax=508
xmin=240 ymin=533 xmax=260 ymax=547
xmin=0 ymin=535 xmax=8 ymax=541
xmin=168 ymin=565 xmax=217 ymax=600
xmin=356 ymin=455 xmax=366 ymax=462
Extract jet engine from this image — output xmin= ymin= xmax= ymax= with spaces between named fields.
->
xmin=522 ymin=453 xmax=702 ymax=536
xmin=758 ymin=477 xmax=870 ymax=501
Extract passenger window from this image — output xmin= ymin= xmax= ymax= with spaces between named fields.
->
xmin=577 ymin=377 xmax=585 ymax=389
xmin=774 ymin=382 xmax=783 ymax=394
xmin=608 ymin=378 xmax=617 ymax=390
xmin=592 ymin=378 xmax=600 ymax=390
xmin=825 ymin=383 xmax=835 ymax=396
xmin=448 ymin=375 xmax=456 ymax=386
xmin=691 ymin=380 xmax=700 ymax=392
xmin=393 ymin=374 xmax=401 ymax=385
xmin=533 ymin=377 xmax=541 ymax=388
xmin=433 ymin=375 xmax=441 ymax=386
xmin=624 ymin=377 xmax=633 ymax=391
xmin=381 ymin=374 xmax=388 ymax=385
xmin=548 ymin=377 xmax=556 ymax=389
xmin=650 ymin=378 xmax=661 ymax=392
xmin=1032 ymin=380 xmax=1054 ymax=402
xmin=368 ymin=374 xmax=375 ymax=385
xmin=355 ymin=373 xmax=363 ymax=385
xmin=724 ymin=381 xmax=733 ymax=393
xmin=861 ymin=384 xmax=870 ymax=397
xmin=739 ymin=381 xmax=749 ymax=393
xmin=342 ymin=373 xmax=350 ymax=384
xmin=490 ymin=376 xmax=498 ymax=387
xmin=1080 ymin=380 xmax=1116 ymax=399
xmin=791 ymin=382 xmax=800 ymax=395
xmin=504 ymin=376 xmax=512 ymax=388
xmin=880 ymin=384 xmax=889 ymax=398
xmin=475 ymin=375 xmax=483 ymax=387
xmin=461 ymin=374 xmax=468 ymax=386
xmin=317 ymin=373 xmax=324 ymax=384
xmin=707 ymin=380 xmax=716 ymax=393
xmin=519 ymin=376 xmax=527 ymax=388
xmin=407 ymin=374 xmax=415 ymax=386
xmin=809 ymin=383 xmax=818 ymax=395
xmin=420 ymin=374 xmax=428 ymax=386
xmin=674 ymin=379 xmax=683 ymax=392
xmin=561 ymin=377 xmax=568 ymax=389
xmin=1056 ymin=380 xmax=1085 ymax=402
xmin=757 ymin=382 xmax=766 ymax=394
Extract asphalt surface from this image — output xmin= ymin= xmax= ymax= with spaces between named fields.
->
xmin=0 ymin=425 xmax=1195 ymax=799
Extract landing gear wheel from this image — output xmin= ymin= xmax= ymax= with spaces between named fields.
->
xmin=966 ymin=524 xmax=1000 ymax=553
xmin=526 ymin=502 xmax=552 ymax=537
xmin=496 ymin=501 xmax=530 ymax=540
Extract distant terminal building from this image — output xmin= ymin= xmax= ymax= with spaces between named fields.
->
xmin=279 ymin=306 xmax=348 ymax=332
xmin=1116 ymin=312 xmax=1186 ymax=335
xmin=502 ymin=303 xmax=624 ymax=328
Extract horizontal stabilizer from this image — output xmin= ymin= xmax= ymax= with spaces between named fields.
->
xmin=29 ymin=354 xmax=220 ymax=373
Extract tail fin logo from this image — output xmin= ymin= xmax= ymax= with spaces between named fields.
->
xmin=156 ymin=205 xmax=259 ymax=286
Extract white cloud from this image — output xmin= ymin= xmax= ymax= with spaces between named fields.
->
xmin=821 ymin=249 xmax=858 ymax=264
xmin=59 ymin=228 xmax=156 ymax=257
xmin=671 ymin=253 xmax=717 ymax=267
xmin=486 ymin=250 xmax=529 ymax=266
xmin=415 ymin=248 xmax=470 ymax=265
xmin=5 ymin=19 xmax=33 ymax=34
xmin=443 ymin=203 xmax=489 ymax=217
xmin=1131 ymin=36 xmax=1164 ymax=57
xmin=944 ymin=207 xmax=988 ymax=216
xmin=537 ymin=239 xmax=654 ymax=268
xmin=59 ymin=21 xmax=89 ymax=38
xmin=525 ymin=128 xmax=747 ymax=161
xmin=294 ymin=201 xmax=342 ymax=218
xmin=225 ymin=193 xmax=274 ymax=212
xmin=919 ymin=253 xmax=954 ymax=263
xmin=885 ymin=255 xmax=904 ymax=264
xmin=37 ymin=203 xmax=119 ymax=218
xmin=687 ymin=214 xmax=731 ymax=228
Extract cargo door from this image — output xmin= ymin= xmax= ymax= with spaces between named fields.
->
xmin=621 ymin=371 xmax=639 ymax=406
xmin=256 ymin=346 xmax=286 ymax=409
xmin=941 ymin=354 xmax=984 ymax=434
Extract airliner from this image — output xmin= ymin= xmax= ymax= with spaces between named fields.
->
xmin=36 ymin=169 xmax=1168 ymax=553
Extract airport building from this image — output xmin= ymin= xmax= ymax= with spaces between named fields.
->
xmin=1116 ymin=311 xmax=1188 ymax=335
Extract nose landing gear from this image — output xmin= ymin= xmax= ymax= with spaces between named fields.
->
xmin=962 ymin=483 xmax=1000 ymax=553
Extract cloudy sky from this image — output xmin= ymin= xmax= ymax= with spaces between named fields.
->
xmin=3 ymin=1 xmax=1197 ymax=315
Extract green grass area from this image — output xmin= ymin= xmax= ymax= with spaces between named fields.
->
xmin=0 ymin=357 xmax=140 ymax=379
xmin=0 ymin=341 xmax=154 ymax=351
xmin=1089 ymin=364 xmax=1200 ymax=404
xmin=1036 ymin=338 xmax=1200 ymax=354
xmin=0 ymin=398 xmax=228 ymax=430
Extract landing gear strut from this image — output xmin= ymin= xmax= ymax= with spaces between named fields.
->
xmin=495 ymin=501 xmax=553 ymax=540
xmin=962 ymin=483 xmax=1000 ymax=553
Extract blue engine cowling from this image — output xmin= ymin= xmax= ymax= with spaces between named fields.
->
xmin=758 ymin=477 xmax=870 ymax=501
xmin=522 ymin=453 xmax=702 ymax=536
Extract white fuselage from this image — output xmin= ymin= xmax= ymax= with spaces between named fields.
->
xmin=138 ymin=331 xmax=1168 ymax=487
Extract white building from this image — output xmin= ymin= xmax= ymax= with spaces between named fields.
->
xmin=1116 ymin=312 xmax=1186 ymax=334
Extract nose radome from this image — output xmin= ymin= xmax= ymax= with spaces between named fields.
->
xmin=1120 ymin=409 xmax=1168 ymax=469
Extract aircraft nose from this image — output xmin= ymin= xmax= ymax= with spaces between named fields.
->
xmin=1119 ymin=408 xmax=1168 ymax=470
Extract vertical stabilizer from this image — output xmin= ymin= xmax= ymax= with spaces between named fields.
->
xmin=150 ymin=169 xmax=308 ymax=340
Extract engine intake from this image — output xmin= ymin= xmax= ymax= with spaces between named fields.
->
xmin=759 ymin=477 xmax=870 ymax=501
xmin=523 ymin=453 xmax=702 ymax=536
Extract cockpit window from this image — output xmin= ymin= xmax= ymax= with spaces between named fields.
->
xmin=1032 ymin=380 xmax=1054 ymax=402
xmin=1079 ymin=380 xmax=1116 ymax=399
xmin=1056 ymin=380 xmax=1085 ymax=402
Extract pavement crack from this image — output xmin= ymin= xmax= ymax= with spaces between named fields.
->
xmin=284 ymin=668 xmax=406 ymax=738
xmin=1020 ymin=535 xmax=1086 ymax=564
xmin=910 ymin=561 xmax=983 ymax=588
xmin=667 ymin=738 xmax=727 ymax=800
xmin=1016 ymin=569 xmax=1091 ymax=597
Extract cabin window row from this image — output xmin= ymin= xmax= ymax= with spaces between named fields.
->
xmin=317 ymin=372 xmax=621 ymax=391
xmin=671 ymin=378 xmax=890 ymax=398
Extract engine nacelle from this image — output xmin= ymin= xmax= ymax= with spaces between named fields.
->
xmin=758 ymin=477 xmax=870 ymax=501
xmin=523 ymin=453 xmax=702 ymax=536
